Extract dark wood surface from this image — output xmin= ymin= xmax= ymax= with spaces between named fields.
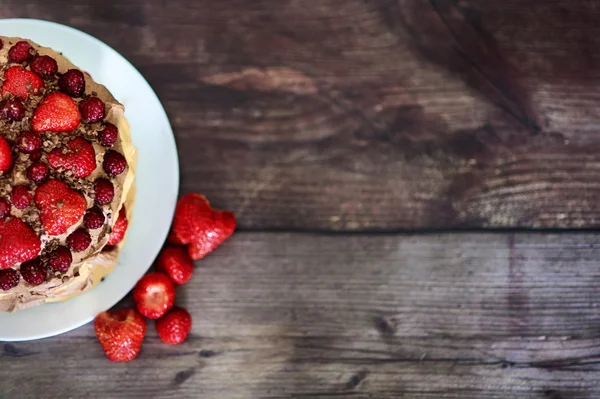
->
xmin=5 ymin=233 xmax=600 ymax=398
xmin=3 ymin=1 xmax=600 ymax=398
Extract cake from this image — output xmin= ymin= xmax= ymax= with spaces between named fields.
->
xmin=0 ymin=36 xmax=136 ymax=312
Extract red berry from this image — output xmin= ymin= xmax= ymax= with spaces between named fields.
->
xmin=84 ymin=208 xmax=105 ymax=230
xmin=35 ymin=180 xmax=87 ymax=236
xmin=0 ymin=198 xmax=10 ymax=220
xmin=30 ymin=55 xmax=58 ymax=79
xmin=157 ymin=247 xmax=194 ymax=285
xmin=47 ymin=246 xmax=72 ymax=272
xmin=107 ymin=206 xmax=128 ymax=246
xmin=98 ymin=123 xmax=118 ymax=147
xmin=59 ymin=69 xmax=85 ymax=97
xmin=11 ymin=185 xmax=31 ymax=209
xmin=0 ymin=268 xmax=19 ymax=291
xmin=47 ymin=137 xmax=96 ymax=178
xmin=8 ymin=41 xmax=32 ymax=63
xmin=94 ymin=179 xmax=114 ymax=205
xmin=32 ymin=92 xmax=80 ymax=133
xmin=67 ymin=228 xmax=91 ymax=252
xmin=16 ymin=131 xmax=42 ymax=153
xmin=27 ymin=162 xmax=49 ymax=184
xmin=0 ymin=136 xmax=13 ymax=174
xmin=30 ymin=151 xmax=42 ymax=161
xmin=20 ymin=258 xmax=46 ymax=285
xmin=94 ymin=309 xmax=147 ymax=362
xmin=0 ymin=99 xmax=25 ymax=121
xmin=155 ymin=307 xmax=192 ymax=345
xmin=133 ymin=272 xmax=176 ymax=319
xmin=79 ymin=97 xmax=105 ymax=123
xmin=103 ymin=150 xmax=127 ymax=177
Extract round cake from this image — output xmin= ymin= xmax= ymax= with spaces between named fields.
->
xmin=0 ymin=36 xmax=136 ymax=312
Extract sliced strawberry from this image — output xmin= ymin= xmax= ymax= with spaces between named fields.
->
xmin=133 ymin=272 xmax=175 ymax=319
xmin=34 ymin=180 xmax=87 ymax=236
xmin=47 ymin=137 xmax=96 ymax=178
xmin=107 ymin=206 xmax=128 ymax=246
xmin=32 ymin=92 xmax=81 ymax=133
xmin=0 ymin=218 xmax=41 ymax=269
xmin=0 ymin=136 xmax=13 ymax=174
xmin=157 ymin=247 xmax=194 ymax=285
xmin=155 ymin=307 xmax=192 ymax=345
xmin=94 ymin=309 xmax=147 ymax=362
xmin=168 ymin=193 xmax=236 ymax=260
xmin=1 ymin=66 xmax=43 ymax=99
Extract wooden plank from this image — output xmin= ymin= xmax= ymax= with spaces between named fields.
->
xmin=4 ymin=232 xmax=600 ymax=398
xmin=3 ymin=0 xmax=600 ymax=229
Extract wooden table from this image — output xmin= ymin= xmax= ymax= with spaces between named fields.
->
xmin=3 ymin=1 xmax=600 ymax=398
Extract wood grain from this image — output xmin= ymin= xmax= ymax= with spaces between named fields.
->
xmin=4 ymin=0 xmax=600 ymax=229
xmin=4 ymin=232 xmax=600 ymax=398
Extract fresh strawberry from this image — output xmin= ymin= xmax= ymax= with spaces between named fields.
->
xmin=47 ymin=137 xmax=96 ymax=178
xmin=0 ymin=136 xmax=13 ymax=174
xmin=133 ymin=272 xmax=175 ymax=319
xmin=94 ymin=309 xmax=147 ymax=362
xmin=0 ymin=218 xmax=41 ymax=269
xmin=155 ymin=307 xmax=192 ymax=345
xmin=32 ymin=92 xmax=81 ymax=133
xmin=157 ymin=247 xmax=194 ymax=285
xmin=168 ymin=194 xmax=236 ymax=260
xmin=34 ymin=180 xmax=87 ymax=236
xmin=1 ymin=66 xmax=43 ymax=99
xmin=107 ymin=206 xmax=128 ymax=246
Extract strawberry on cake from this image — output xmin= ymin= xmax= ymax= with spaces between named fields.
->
xmin=0 ymin=37 xmax=136 ymax=312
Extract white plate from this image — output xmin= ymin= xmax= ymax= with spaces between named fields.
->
xmin=0 ymin=19 xmax=179 ymax=341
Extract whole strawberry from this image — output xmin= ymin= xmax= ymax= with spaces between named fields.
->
xmin=35 ymin=180 xmax=87 ymax=236
xmin=155 ymin=307 xmax=192 ymax=345
xmin=47 ymin=137 xmax=96 ymax=178
xmin=156 ymin=247 xmax=194 ymax=285
xmin=32 ymin=92 xmax=81 ymax=133
xmin=133 ymin=272 xmax=175 ymax=319
xmin=168 ymin=193 xmax=236 ymax=260
xmin=94 ymin=309 xmax=147 ymax=362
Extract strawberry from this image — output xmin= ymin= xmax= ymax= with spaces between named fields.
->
xmin=156 ymin=247 xmax=194 ymax=285
xmin=34 ymin=180 xmax=87 ymax=236
xmin=1 ymin=66 xmax=43 ymax=99
xmin=94 ymin=309 xmax=147 ymax=362
xmin=0 ymin=136 xmax=13 ymax=174
xmin=32 ymin=92 xmax=81 ymax=133
xmin=47 ymin=137 xmax=96 ymax=178
xmin=168 ymin=194 xmax=236 ymax=260
xmin=107 ymin=206 xmax=128 ymax=246
xmin=133 ymin=272 xmax=175 ymax=319
xmin=0 ymin=218 xmax=41 ymax=269
xmin=155 ymin=307 xmax=192 ymax=345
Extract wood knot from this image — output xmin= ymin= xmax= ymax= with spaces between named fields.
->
xmin=173 ymin=368 xmax=195 ymax=385
xmin=345 ymin=370 xmax=368 ymax=390
xmin=373 ymin=315 xmax=396 ymax=336
xmin=198 ymin=349 xmax=218 ymax=358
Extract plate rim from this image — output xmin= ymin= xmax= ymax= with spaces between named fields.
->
xmin=0 ymin=18 xmax=180 ymax=341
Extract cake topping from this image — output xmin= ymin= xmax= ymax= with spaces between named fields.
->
xmin=7 ymin=41 xmax=33 ymax=64
xmin=32 ymin=92 xmax=81 ymax=133
xmin=20 ymin=258 xmax=47 ymax=286
xmin=0 ymin=136 xmax=13 ymax=173
xmin=27 ymin=161 xmax=50 ymax=184
xmin=0 ymin=218 xmax=41 ymax=269
xmin=0 ymin=269 xmax=19 ymax=291
xmin=59 ymin=69 xmax=85 ymax=97
xmin=30 ymin=55 xmax=58 ymax=79
xmin=47 ymin=246 xmax=72 ymax=272
xmin=47 ymin=137 xmax=96 ymax=178
xmin=35 ymin=179 xmax=87 ymax=236
xmin=1 ymin=66 xmax=44 ymax=99
xmin=94 ymin=179 xmax=115 ymax=205
xmin=103 ymin=150 xmax=127 ymax=177
xmin=107 ymin=206 xmax=127 ymax=246
xmin=84 ymin=208 xmax=105 ymax=230
xmin=79 ymin=97 xmax=105 ymax=123
xmin=11 ymin=185 xmax=32 ymax=209
xmin=0 ymin=98 xmax=26 ymax=121
xmin=0 ymin=198 xmax=10 ymax=220
xmin=98 ymin=123 xmax=118 ymax=147
xmin=16 ymin=131 xmax=42 ymax=153
xmin=67 ymin=228 xmax=92 ymax=252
